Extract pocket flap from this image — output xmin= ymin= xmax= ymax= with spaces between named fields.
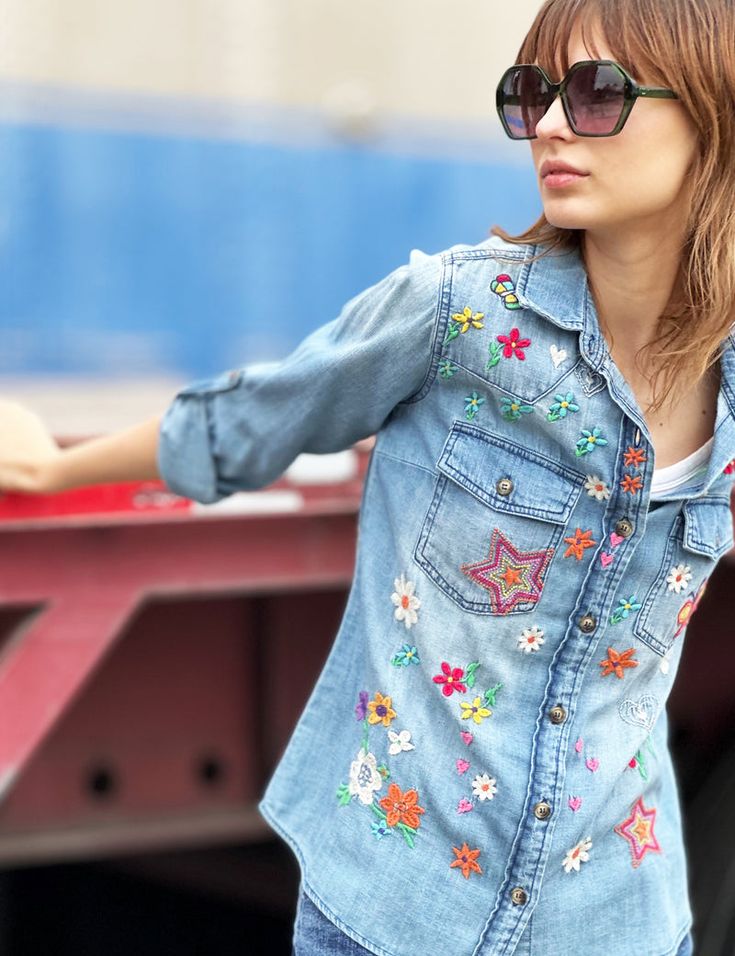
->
xmin=682 ymin=494 xmax=734 ymax=559
xmin=437 ymin=421 xmax=584 ymax=524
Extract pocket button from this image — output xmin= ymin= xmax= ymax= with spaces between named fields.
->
xmin=496 ymin=477 xmax=514 ymax=496
xmin=579 ymin=614 xmax=597 ymax=633
xmin=615 ymin=517 xmax=635 ymax=537
xmin=549 ymin=705 xmax=567 ymax=724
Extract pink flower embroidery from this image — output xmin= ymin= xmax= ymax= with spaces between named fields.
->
xmin=432 ymin=661 xmax=467 ymax=697
xmin=497 ymin=327 xmax=532 ymax=361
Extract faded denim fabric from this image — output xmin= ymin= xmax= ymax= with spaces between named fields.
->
xmin=158 ymin=236 xmax=734 ymax=956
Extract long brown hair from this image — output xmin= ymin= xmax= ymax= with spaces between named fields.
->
xmin=490 ymin=0 xmax=735 ymax=416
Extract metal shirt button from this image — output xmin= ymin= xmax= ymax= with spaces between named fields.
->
xmin=510 ymin=887 xmax=528 ymax=905
xmin=579 ymin=614 xmax=597 ymax=633
xmin=496 ymin=477 xmax=514 ymax=496
xmin=534 ymin=801 xmax=552 ymax=820
xmin=615 ymin=517 xmax=634 ymax=537
xmin=549 ymin=705 xmax=566 ymax=724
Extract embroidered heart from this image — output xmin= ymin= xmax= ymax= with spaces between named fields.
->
xmin=610 ymin=532 xmax=624 ymax=548
xmin=585 ymin=757 xmax=600 ymax=772
xmin=600 ymin=551 xmax=614 ymax=568
xmin=457 ymin=798 xmax=474 ymax=813
xmin=575 ymin=737 xmax=584 ymax=753
xmin=456 ymin=758 xmax=470 ymax=775
xmin=618 ymin=695 xmax=659 ymax=731
xmin=550 ymin=344 xmax=568 ymax=368
xmin=460 ymin=731 xmax=474 ymax=746
xmin=568 ymin=796 xmax=582 ymax=812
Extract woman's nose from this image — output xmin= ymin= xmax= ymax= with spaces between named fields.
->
xmin=534 ymin=94 xmax=573 ymax=138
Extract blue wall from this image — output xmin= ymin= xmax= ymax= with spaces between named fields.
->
xmin=0 ymin=120 xmax=541 ymax=377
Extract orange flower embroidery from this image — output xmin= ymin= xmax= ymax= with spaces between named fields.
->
xmin=450 ymin=842 xmax=483 ymax=879
xmin=563 ymin=528 xmax=597 ymax=560
xmin=620 ymin=474 xmax=644 ymax=494
xmin=599 ymin=646 xmax=639 ymax=678
xmin=367 ymin=691 xmax=396 ymax=727
xmin=623 ymin=446 xmax=647 ymax=468
xmin=379 ymin=782 xmax=425 ymax=829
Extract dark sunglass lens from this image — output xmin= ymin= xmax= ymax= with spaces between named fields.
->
xmin=566 ymin=63 xmax=626 ymax=134
xmin=500 ymin=67 xmax=552 ymax=139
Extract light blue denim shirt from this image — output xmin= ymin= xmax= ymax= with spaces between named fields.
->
xmin=157 ymin=236 xmax=735 ymax=956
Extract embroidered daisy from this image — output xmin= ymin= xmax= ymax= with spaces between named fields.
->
xmin=367 ymin=691 xmax=397 ymax=727
xmin=390 ymin=643 xmax=421 ymax=667
xmin=575 ymin=427 xmax=608 ymax=456
xmin=584 ymin=474 xmax=611 ymax=500
xmin=471 ymin=773 xmax=498 ymax=801
xmin=460 ymin=696 xmax=492 ymax=724
xmin=370 ymin=821 xmax=392 ymax=839
xmin=450 ymin=842 xmax=483 ymax=879
xmin=518 ymin=625 xmax=545 ymax=653
xmin=500 ymin=395 xmax=534 ymax=421
xmin=452 ymin=307 xmax=484 ymax=333
xmin=464 ymin=391 xmax=485 ymax=421
xmin=387 ymin=729 xmax=415 ymax=755
xmin=562 ymin=836 xmax=592 ymax=873
xmin=547 ymin=391 xmax=580 ymax=421
xmin=391 ymin=573 xmax=421 ymax=629
xmin=348 ymin=747 xmax=384 ymax=804
xmin=666 ymin=564 xmax=692 ymax=594
xmin=438 ymin=359 xmax=458 ymax=379
xmin=432 ymin=661 xmax=468 ymax=697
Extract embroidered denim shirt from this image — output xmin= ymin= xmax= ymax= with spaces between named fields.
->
xmin=157 ymin=236 xmax=735 ymax=956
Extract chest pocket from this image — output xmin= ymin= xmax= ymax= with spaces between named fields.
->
xmin=633 ymin=495 xmax=734 ymax=656
xmin=413 ymin=421 xmax=585 ymax=615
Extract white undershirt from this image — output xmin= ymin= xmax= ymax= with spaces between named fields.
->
xmin=649 ymin=435 xmax=714 ymax=496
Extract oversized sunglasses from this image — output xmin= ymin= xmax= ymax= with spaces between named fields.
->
xmin=496 ymin=59 xmax=679 ymax=139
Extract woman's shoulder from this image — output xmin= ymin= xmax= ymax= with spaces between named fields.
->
xmin=408 ymin=234 xmax=533 ymax=268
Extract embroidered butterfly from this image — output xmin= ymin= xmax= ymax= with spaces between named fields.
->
xmin=491 ymin=274 xmax=522 ymax=311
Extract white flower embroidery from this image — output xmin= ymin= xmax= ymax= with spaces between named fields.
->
xmin=387 ymin=729 xmax=415 ymax=755
xmin=348 ymin=747 xmax=383 ymax=804
xmin=584 ymin=475 xmax=610 ymax=501
xmin=666 ymin=564 xmax=692 ymax=594
xmin=471 ymin=773 xmax=498 ymax=801
xmin=562 ymin=835 xmax=592 ymax=873
xmin=391 ymin=573 xmax=421 ymax=629
xmin=518 ymin=625 xmax=545 ymax=653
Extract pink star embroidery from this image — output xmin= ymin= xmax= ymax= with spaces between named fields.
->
xmin=614 ymin=796 xmax=661 ymax=868
xmin=460 ymin=528 xmax=555 ymax=613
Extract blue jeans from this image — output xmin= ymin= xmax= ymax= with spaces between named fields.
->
xmin=292 ymin=886 xmax=696 ymax=956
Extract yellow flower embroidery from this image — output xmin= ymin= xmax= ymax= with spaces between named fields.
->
xmin=460 ymin=696 xmax=492 ymax=724
xmin=451 ymin=307 xmax=485 ymax=333
xmin=367 ymin=691 xmax=397 ymax=727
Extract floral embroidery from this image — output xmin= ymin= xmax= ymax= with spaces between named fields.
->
xmin=432 ymin=660 xmax=479 ymax=696
xmin=439 ymin=359 xmax=458 ymax=379
xmin=550 ymin=344 xmax=567 ymax=368
xmin=450 ymin=842 xmax=483 ymax=878
xmin=345 ymin=747 xmax=384 ymax=805
xmin=371 ymin=821 xmax=392 ymax=839
xmin=666 ymin=564 xmax=692 ymax=594
xmin=547 ymin=391 xmax=580 ymax=421
xmin=620 ymin=473 xmax=644 ymax=494
xmin=623 ymin=446 xmax=648 ymax=468
xmin=486 ymin=341 xmax=502 ymax=370
xmin=584 ymin=475 xmax=610 ymax=500
xmin=444 ymin=323 xmax=461 ymax=346
xmin=491 ymin=273 xmax=522 ymax=310
xmin=451 ymin=307 xmax=485 ymax=333
xmin=354 ymin=690 xmax=369 ymax=721
xmin=500 ymin=395 xmax=534 ymax=421
xmin=575 ymin=426 xmax=609 ymax=456
xmin=568 ymin=796 xmax=582 ymax=812
xmin=497 ymin=327 xmax=532 ymax=360
xmin=378 ymin=782 xmax=426 ymax=830
xmin=628 ymin=735 xmax=656 ymax=781
xmin=673 ymin=577 xmax=707 ymax=638
xmin=610 ymin=595 xmax=642 ymax=624
xmin=387 ymin=729 xmax=415 ymax=755
xmin=518 ymin=625 xmax=545 ymax=652
xmin=460 ymin=696 xmax=493 ymax=724
xmin=472 ymin=773 xmax=498 ymax=800
xmin=725 ymin=458 xmax=735 ymax=475
xmin=563 ymin=528 xmax=597 ymax=560
xmin=461 ymin=527 xmax=555 ymax=613
xmin=464 ymin=391 xmax=486 ymax=422
xmin=614 ymin=796 xmax=661 ymax=868
xmin=599 ymin=646 xmax=639 ymax=678
xmin=391 ymin=573 xmax=421 ymax=629
xmin=391 ymin=643 xmax=421 ymax=667
xmin=562 ymin=836 xmax=592 ymax=873
xmin=367 ymin=691 xmax=397 ymax=726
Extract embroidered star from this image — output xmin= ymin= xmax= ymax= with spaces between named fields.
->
xmin=599 ymin=646 xmax=639 ymax=678
xmin=461 ymin=528 xmax=555 ymax=614
xmin=620 ymin=474 xmax=644 ymax=494
xmin=623 ymin=446 xmax=648 ymax=468
xmin=614 ymin=796 xmax=661 ymax=867
xmin=563 ymin=528 xmax=597 ymax=560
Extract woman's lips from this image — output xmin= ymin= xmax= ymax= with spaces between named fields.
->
xmin=543 ymin=171 xmax=589 ymax=188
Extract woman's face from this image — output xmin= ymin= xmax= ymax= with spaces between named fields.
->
xmin=529 ymin=23 xmax=699 ymax=238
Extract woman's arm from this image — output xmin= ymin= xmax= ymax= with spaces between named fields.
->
xmin=0 ymin=399 xmax=162 ymax=494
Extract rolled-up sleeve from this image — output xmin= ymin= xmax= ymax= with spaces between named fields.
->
xmin=157 ymin=248 xmax=445 ymax=503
